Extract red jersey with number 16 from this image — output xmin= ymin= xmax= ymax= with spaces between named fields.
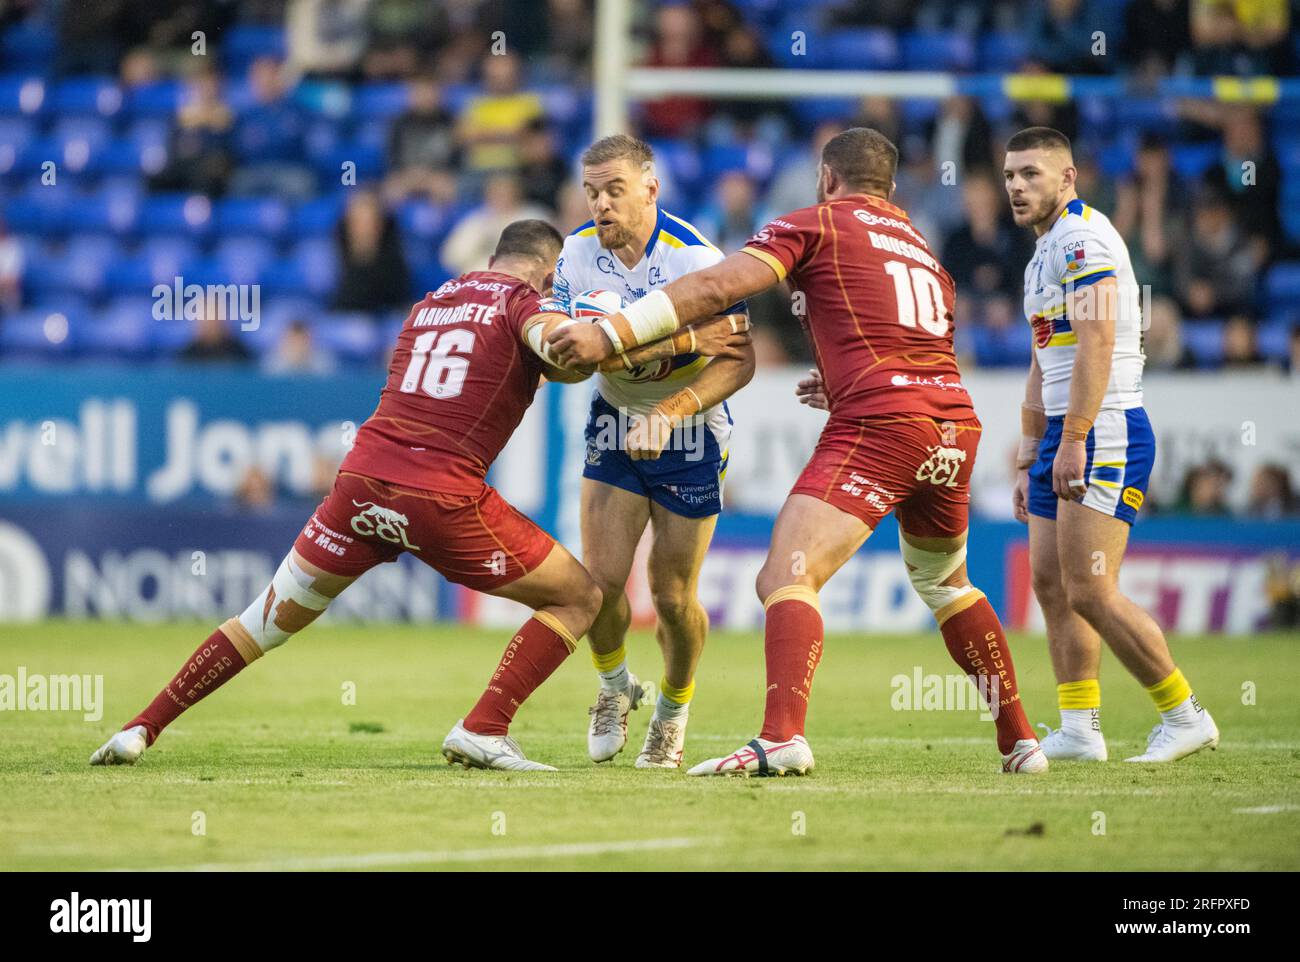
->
xmin=741 ymin=194 xmax=975 ymax=420
xmin=340 ymin=271 xmax=562 ymax=495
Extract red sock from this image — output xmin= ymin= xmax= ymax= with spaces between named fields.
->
xmin=759 ymin=589 xmax=824 ymax=742
xmin=125 ymin=621 xmax=259 ymax=746
xmin=464 ymin=615 xmax=574 ymax=736
xmin=938 ymin=593 xmax=1035 ymax=754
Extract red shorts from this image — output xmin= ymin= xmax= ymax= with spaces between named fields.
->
xmin=293 ymin=471 xmax=555 ymax=591
xmin=790 ymin=414 xmax=981 ymax=539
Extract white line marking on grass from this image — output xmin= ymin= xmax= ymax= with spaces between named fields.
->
xmin=1232 ymin=805 xmax=1300 ymax=815
xmin=107 ymin=837 xmax=713 ymax=872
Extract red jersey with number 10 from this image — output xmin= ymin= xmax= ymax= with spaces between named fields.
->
xmin=340 ymin=271 xmax=562 ymax=495
xmin=741 ymin=194 xmax=975 ymax=420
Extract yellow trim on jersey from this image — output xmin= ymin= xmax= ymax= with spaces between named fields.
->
xmin=1046 ymin=331 xmax=1078 ymax=347
xmin=740 ymin=246 xmax=788 ymax=281
xmin=1037 ymin=302 xmax=1069 ymax=318
xmin=1060 ymin=265 xmax=1116 ymax=285
xmin=1092 ymin=460 xmax=1125 ymax=467
xmin=576 ymin=226 xmax=597 ymax=237
xmin=657 ymin=231 xmax=686 ymax=249
xmin=1090 ymin=479 xmax=1119 ymax=489
xmin=663 ymin=212 xmax=721 ymax=253
xmin=664 ymin=355 xmax=709 ymax=381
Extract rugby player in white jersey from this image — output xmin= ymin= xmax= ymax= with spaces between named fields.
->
xmin=551 ymin=134 xmax=753 ymax=768
xmin=1004 ymin=126 xmax=1218 ymax=762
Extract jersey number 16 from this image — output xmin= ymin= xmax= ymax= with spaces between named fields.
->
xmin=399 ymin=329 xmax=476 ymax=399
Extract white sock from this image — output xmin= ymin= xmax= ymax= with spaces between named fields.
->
xmin=654 ymin=693 xmax=689 ymax=722
xmin=599 ymin=661 xmax=629 ymax=693
xmin=1060 ymin=707 xmax=1101 ymax=737
xmin=1161 ymin=695 xmax=1201 ymax=727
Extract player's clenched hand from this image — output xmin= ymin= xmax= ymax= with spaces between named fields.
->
xmin=625 ymin=410 xmax=675 ymax=461
xmin=547 ymin=322 xmax=614 ymax=367
xmin=1012 ymin=468 xmax=1030 ymax=523
xmin=795 ymin=368 xmax=828 ymax=410
xmin=691 ymin=314 xmax=751 ymax=358
xmin=1052 ymin=440 xmax=1087 ymax=501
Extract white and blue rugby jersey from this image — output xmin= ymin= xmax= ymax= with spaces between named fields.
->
xmin=1022 ymin=198 xmax=1144 ymax=416
xmin=553 ymin=208 xmax=746 ymax=416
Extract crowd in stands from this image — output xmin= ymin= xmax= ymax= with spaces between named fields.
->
xmin=1 ymin=0 xmax=1298 ymax=373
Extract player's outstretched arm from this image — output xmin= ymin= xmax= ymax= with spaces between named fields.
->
xmin=1052 ymin=276 xmax=1118 ymax=501
xmin=599 ymin=312 xmax=751 ymax=372
xmin=521 ymin=312 xmax=594 ymax=383
xmin=548 ymin=252 xmax=778 ymax=367
xmin=625 ymin=338 xmax=757 ymax=461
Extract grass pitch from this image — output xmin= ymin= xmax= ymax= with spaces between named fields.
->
xmin=2 ymin=620 xmax=1297 ymax=871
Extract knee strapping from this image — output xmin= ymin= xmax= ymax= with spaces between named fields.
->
xmin=899 ymin=535 xmax=976 ymax=615
xmin=237 ymin=554 xmax=333 ymax=652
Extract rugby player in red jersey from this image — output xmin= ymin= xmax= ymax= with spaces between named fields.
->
xmin=550 ymin=129 xmax=1047 ymax=775
xmin=89 ymin=219 xmax=745 ymax=772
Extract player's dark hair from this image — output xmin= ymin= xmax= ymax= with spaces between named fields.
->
xmin=1006 ymin=126 xmax=1073 ymax=156
xmin=820 ymin=127 xmax=898 ymax=197
xmin=581 ymin=133 xmax=655 ymax=171
xmin=493 ymin=219 xmax=564 ymax=263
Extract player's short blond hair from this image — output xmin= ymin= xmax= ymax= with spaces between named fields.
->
xmin=581 ymin=134 xmax=655 ymax=174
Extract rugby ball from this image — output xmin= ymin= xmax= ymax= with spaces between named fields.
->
xmin=570 ymin=289 xmax=624 ymax=320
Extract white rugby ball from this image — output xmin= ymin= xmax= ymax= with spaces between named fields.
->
xmin=570 ymin=289 xmax=624 ymax=320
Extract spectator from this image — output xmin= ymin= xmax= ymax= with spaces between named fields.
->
xmin=1247 ymin=464 xmax=1298 ymax=518
xmin=1190 ymin=0 xmax=1290 ymax=75
xmin=384 ymin=75 xmax=460 ymax=202
xmin=334 ymin=189 xmax=413 ymax=312
xmin=941 ymin=171 xmax=1030 ymax=303
xmin=928 ymin=97 xmax=994 ymax=181
xmin=1123 ymin=0 xmax=1193 ymax=75
xmin=178 ymin=312 xmax=253 ymax=364
xmin=763 ymin=121 xmax=842 ymax=223
xmin=1212 ymin=108 xmax=1282 ymax=258
xmin=517 ymin=120 xmax=570 ymax=211
xmin=1024 ymin=0 xmax=1106 ymax=74
xmin=1112 ymin=136 xmax=1177 ymax=298
xmin=150 ymin=67 xmax=234 ymax=196
xmin=264 ymin=319 xmax=337 ymax=375
xmin=0 ymin=218 xmax=23 ymax=313
xmin=363 ymin=0 xmax=444 ymax=79
xmin=229 ymin=57 xmax=314 ymax=200
xmin=1143 ymin=296 xmax=1196 ymax=369
xmin=440 ymin=173 xmax=550 ymax=275
xmin=1221 ymin=314 xmax=1265 ymax=367
xmin=458 ymin=52 xmax=543 ymax=177
xmin=235 ymin=465 xmax=276 ymax=511
xmin=694 ymin=171 xmax=762 ymax=254
xmin=1177 ymin=460 xmax=1233 ymax=514
xmin=640 ymin=4 xmax=718 ymax=139
xmin=1174 ymin=190 xmax=1259 ymax=318
xmin=555 ymin=181 xmax=591 ymax=234
xmin=286 ymin=0 xmax=370 ymax=80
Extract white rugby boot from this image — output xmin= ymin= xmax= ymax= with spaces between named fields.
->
xmin=1037 ymin=721 xmax=1109 ymax=761
xmin=441 ymin=720 xmax=556 ymax=772
xmin=1001 ymin=738 xmax=1049 ymax=774
xmin=686 ymin=734 xmax=814 ymax=777
xmin=635 ymin=717 xmax=687 ymax=769
xmin=89 ymin=725 xmax=148 ymax=766
xmin=587 ymin=673 xmax=646 ymax=763
xmin=1125 ymin=702 xmax=1219 ymax=763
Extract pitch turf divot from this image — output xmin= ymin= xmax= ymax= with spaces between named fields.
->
xmin=107 ymin=837 xmax=717 ymax=872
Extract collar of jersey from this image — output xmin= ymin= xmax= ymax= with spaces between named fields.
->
xmin=1057 ymin=197 xmax=1087 ymax=221
xmin=643 ymin=206 xmax=667 ymax=261
xmin=841 ymin=193 xmax=908 ymax=219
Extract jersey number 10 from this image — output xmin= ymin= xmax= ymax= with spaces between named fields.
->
xmin=883 ymin=261 xmax=949 ymax=336
xmin=399 ymin=329 xmax=476 ymax=399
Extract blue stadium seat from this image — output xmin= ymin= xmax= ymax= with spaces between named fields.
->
xmin=0 ymin=75 xmax=46 ymax=116
xmin=106 ymin=238 xmax=199 ymax=296
xmin=220 ymin=24 xmax=287 ymax=72
xmin=293 ymin=195 xmax=345 ymax=236
xmin=2 ymin=188 xmax=73 ymax=235
xmin=125 ymin=80 xmax=184 ymax=118
xmin=1 ymin=23 xmax=56 ymax=73
xmin=215 ymin=237 xmax=277 ymax=286
xmin=62 ymin=235 xmax=119 ymax=297
xmin=213 ymin=197 xmax=290 ymax=240
xmin=78 ymin=300 xmax=153 ymax=358
xmin=971 ymin=323 xmax=1032 ymax=368
xmin=824 ymin=29 xmax=901 ymax=71
xmin=1183 ymin=320 xmax=1225 ymax=368
xmin=353 ymin=84 xmax=409 ymax=120
xmin=1265 ymin=263 xmax=1300 ymax=310
xmin=0 ymin=307 xmax=76 ymax=358
xmin=979 ymin=31 xmax=1029 ymax=71
xmin=1170 ymin=142 xmax=1219 ymax=181
xmin=50 ymin=77 xmax=124 ymax=119
xmin=902 ymin=31 xmax=976 ymax=72
xmin=289 ymin=238 xmax=338 ymax=298
xmin=150 ymin=315 xmax=198 ymax=354
xmin=139 ymin=194 xmax=213 ymax=238
xmin=767 ymin=24 xmax=825 ymax=69
xmin=0 ymin=116 xmax=37 ymax=154
xmin=1257 ymin=318 xmax=1295 ymax=362
xmin=312 ymin=312 xmax=381 ymax=363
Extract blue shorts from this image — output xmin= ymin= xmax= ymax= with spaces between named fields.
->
xmin=582 ymin=394 xmax=732 ymax=519
xmin=1028 ymin=407 xmax=1155 ymax=525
